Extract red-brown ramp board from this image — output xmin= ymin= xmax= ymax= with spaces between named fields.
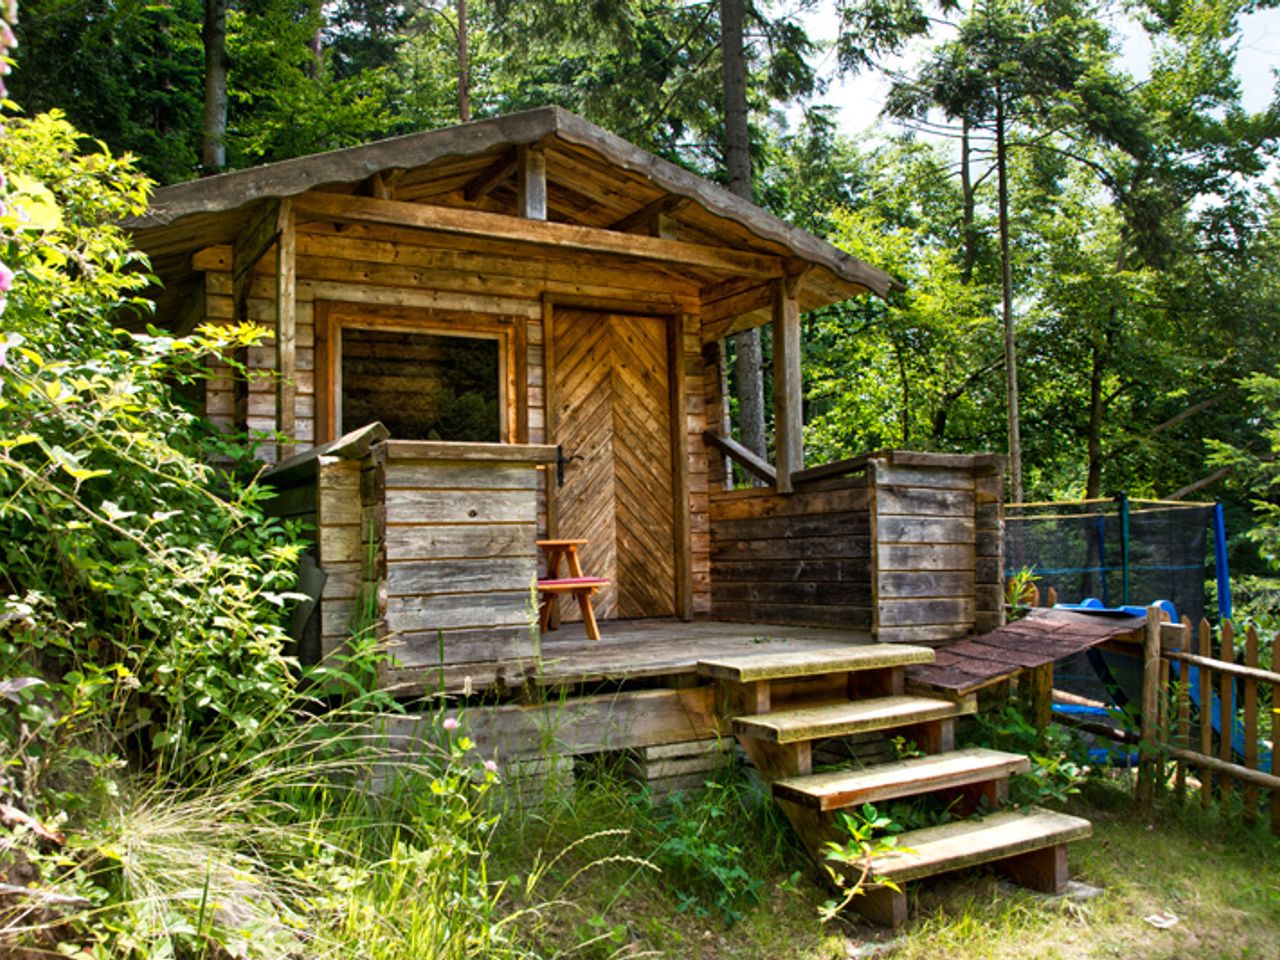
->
xmin=905 ymin=607 xmax=1146 ymax=695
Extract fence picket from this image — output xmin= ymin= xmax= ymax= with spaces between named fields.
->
xmin=1272 ymin=633 xmax=1279 ymax=836
xmin=1219 ymin=621 xmax=1235 ymax=805
xmin=1244 ymin=625 xmax=1260 ymax=824
xmin=1175 ymin=616 xmax=1192 ymax=803
xmin=1199 ymin=618 xmax=1213 ymax=807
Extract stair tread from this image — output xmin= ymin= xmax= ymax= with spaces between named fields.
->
xmin=871 ymin=808 xmax=1092 ymax=883
xmin=733 ymin=694 xmax=975 ymax=744
xmin=698 ymin=644 xmax=934 ymax=683
xmin=774 ymin=748 xmax=1030 ymax=811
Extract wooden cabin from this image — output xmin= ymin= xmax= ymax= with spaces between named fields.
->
xmin=128 ymin=109 xmax=1098 ymax=924
xmin=129 ymin=105 xmax=1004 ymax=693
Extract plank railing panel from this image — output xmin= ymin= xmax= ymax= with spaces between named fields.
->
xmin=1145 ymin=615 xmax=1280 ymax=835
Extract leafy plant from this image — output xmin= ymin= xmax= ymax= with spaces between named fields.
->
xmin=649 ymin=775 xmax=765 ymax=925
xmin=818 ymin=803 xmax=909 ymax=922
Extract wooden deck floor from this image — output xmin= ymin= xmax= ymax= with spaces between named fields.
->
xmin=531 ymin=619 xmax=874 ymax=687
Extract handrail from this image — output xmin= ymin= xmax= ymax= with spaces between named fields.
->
xmin=702 ymin=430 xmax=776 ymax=485
xmin=262 ymin=421 xmax=389 ymax=487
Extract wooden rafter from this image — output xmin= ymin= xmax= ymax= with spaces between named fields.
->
xmin=290 ymin=191 xmax=786 ymax=279
xmin=231 ymin=198 xmax=281 ymax=317
xmin=463 ymin=148 xmax=518 ymax=203
xmin=610 ymin=195 xmax=690 ymax=234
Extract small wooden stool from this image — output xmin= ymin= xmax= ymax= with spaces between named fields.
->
xmin=537 ymin=539 xmax=608 ymax=641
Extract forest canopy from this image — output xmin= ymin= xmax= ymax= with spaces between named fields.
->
xmin=11 ymin=0 xmax=1280 ymax=581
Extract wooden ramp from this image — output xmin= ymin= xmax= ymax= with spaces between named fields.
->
xmin=906 ymin=607 xmax=1146 ymax=696
xmin=698 ymin=644 xmax=1091 ymax=927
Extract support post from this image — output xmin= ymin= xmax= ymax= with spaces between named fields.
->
xmin=1137 ymin=603 xmax=1163 ymax=811
xmin=516 ymin=144 xmax=547 ymax=221
xmin=771 ymin=274 xmax=803 ymax=493
xmin=275 ymin=199 xmax=296 ymax=461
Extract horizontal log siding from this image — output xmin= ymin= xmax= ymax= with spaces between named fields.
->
xmin=381 ymin=455 xmax=539 ymax=676
xmin=708 ymin=481 xmax=873 ymax=629
xmin=870 ymin=454 xmax=1004 ymax=644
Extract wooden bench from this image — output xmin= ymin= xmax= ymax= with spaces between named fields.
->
xmin=537 ymin=577 xmax=610 ymax=641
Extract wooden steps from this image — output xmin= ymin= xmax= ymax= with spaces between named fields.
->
xmin=734 ymin=695 xmax=976 ymax=744
xmin=853 ymin=809 xmax=1093 ymax=926
xmin=773 ymin=747 xmax=1029 ymax=812
xmin=697 ymin=643 xmax=933 ymax=683
xmin=704 ymin=640 xmax=1093 ymax=927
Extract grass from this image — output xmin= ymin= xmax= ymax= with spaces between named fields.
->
xmin=489 ymin=764 xmax=1280 ymax=959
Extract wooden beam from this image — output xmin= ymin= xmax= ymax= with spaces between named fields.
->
xmin=232 ymin=198 xmax=281 ymax=317
xmin=516 ymin=144 xmax=547 ymax=220
xmin=791 ymin=454 xmax=872 ymax=486
xmin=772 ymin=274 xmax=803 ymax=494
xmin=702 ymin=430 xmax=776 ymax=485
xmin=463 ymin=148 xmax=518 ymax=203
xmin=669 ymin=313 xmax=693 ymax=620
xmin=610 ymin=195 xmax=690 ymax=234
xmin=290 ymin=191 xmax=786 ymax=280
xmin=275 ymin=199 xmax=297 ymax=460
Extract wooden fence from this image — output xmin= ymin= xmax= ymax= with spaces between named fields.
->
xmin=1137 ymin=606 xmax=1280 ymax=834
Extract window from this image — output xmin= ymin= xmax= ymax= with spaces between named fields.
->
xmin=339 ymin=326 xmax=502 ymax=442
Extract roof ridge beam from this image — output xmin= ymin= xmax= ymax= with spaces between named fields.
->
xmin=290 ymin=192 xmax=786 ymax=279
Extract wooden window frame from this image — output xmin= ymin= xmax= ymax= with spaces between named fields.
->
xmin=315 ymin=301 xmax=517 ymax=444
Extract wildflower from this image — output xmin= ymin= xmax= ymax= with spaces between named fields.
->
xmin=483 ymin=759 xmax=498 ymax=773
xmin=442 ymin=716 xmax=458 ymax=732
xmin=0 ymin=262 xmax=13 ymax=294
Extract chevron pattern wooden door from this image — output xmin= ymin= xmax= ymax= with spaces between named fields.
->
xmin=553 ymin=309 xmax=676 ymax=620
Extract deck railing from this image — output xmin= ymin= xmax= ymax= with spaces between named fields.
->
xmin=1137 ymin=607 xmax=1280 ymax=834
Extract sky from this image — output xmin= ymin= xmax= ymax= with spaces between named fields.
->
xmin=797 ymin=4 xmax=1280 ymax=139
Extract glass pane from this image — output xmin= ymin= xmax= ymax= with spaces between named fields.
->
xmin=341 ymin=327 xmax=500 ymax=441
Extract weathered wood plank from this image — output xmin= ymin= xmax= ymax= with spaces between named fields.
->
xmin=384 ymin=488 xmax=536 ymax=524
xmin=383 ymin=463 xmax=540 ymax=490
xmin=877 ymin=571 xmax=975 ymax=600
xmin=386 ymin=557 xmax=537 ymax=596
xmin=876 ymin=516 xmax=975 ymax=545
xmin=384 ymin=522 xmax=537 ymax=560
xmin=385 ymin=590 xmax=535 ymax=632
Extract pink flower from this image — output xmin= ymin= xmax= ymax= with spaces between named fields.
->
xmin=483 ymin=759 xmax=498 ymax=773
xmin=0 ymin=262 xmax=13 ymax=294
xmin=442 ymin=716 xmax=458 ymax=732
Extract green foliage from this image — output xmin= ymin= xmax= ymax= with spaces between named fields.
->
xmin=967 ymin=704 xmax=1088 ymax=807
xmin=649 ymin=775 xmax=766 ymax=925
xmin=818 ymin=802 xmax=907 ymax=922
xmin=0 ymin=111 xmax=305 ymax=778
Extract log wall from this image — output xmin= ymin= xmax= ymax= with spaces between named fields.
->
xmin=193 ymin=225 xmax=711 ymax=616
xmin=708 ymin=481 xmax=874 ymax=629
xmin=707 ymin=450 xmax=1005 ymax=643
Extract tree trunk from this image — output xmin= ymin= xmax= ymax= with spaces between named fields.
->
xmin=720 ymin=0 xmax=751 ymax=198
xmin=202 ymin=0 xmax=229 ymax=174
xmin=960 ymin=116 xmax=977 ymax=284
xmin=720 ymin=0 xmax=767 ymax=469
xmin=458 ymin=0 xmax=470 ymax=122
xmin=995 ymin=91 xmax=1022 ymax=502
xmin=1085 ymin=343 xmax=1104 ymax=498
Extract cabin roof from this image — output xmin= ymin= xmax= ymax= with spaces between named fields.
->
xmin=128 ymin=106 xmax=897 ymax=322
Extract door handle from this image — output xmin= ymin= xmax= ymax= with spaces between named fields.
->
xmin=556 ymin=445 xmax=584 ymax=487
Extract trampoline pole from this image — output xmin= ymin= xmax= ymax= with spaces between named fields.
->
xmin=1214 ymin=501 xmax=1232 ymax=620
xmin=1119 ymin=492 xmax=1131 ymax=607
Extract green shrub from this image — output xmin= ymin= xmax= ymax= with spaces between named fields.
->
xmin=0 ymin=112 xmax=305 ymax=783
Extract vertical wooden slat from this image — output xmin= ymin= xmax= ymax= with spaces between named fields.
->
xmin=1137 ymin=604 xmax=1162 ymax=811
xmin=1244 ymin=624 xmax=1259 ymax=823
xmin=1046 ymin=585 xmax=1058 ymax=606
xmin=275 ymin=199 xmax=297 ymax=461
xmin=1271 ymin=630 xmax=1279 ymax=835
xmin=517 ymin=145 xmax=548 ymax=221
xmin=771 ymin=276 xmax=802 ymax=494
xmin=514 ymin=317 xmax=529 ymax=443
xmin=1158 ymin=655 xmax=1171 ymax=793
xmin=668 ymin=313 xmax=693 ymax=620
xmin=1175 ymin=616 xmax=1192 ymax=803
xmin=542 ymin=297 xmax=558 ymax=541
xmin=1198 ymin=618 xmax=1214 ymax=807
xmin=1219 ymin=620 xmax=1235 ymax=805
